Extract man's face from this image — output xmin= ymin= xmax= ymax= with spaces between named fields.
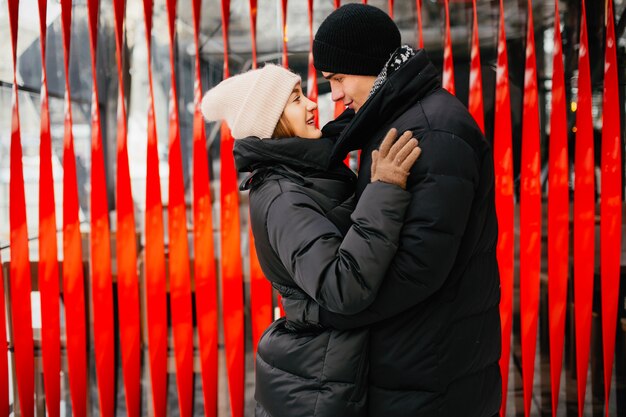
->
xmin=322 ymin=72 xmax=376 ymax=113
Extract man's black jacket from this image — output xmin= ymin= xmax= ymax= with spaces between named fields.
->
xmin=294 ymin=50 xmax=502 ymax=417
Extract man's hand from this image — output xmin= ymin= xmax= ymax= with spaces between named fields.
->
xmin=371 ymin=128 xmax=421 ymax=189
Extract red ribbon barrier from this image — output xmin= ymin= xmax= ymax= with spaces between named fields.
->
xmin=36 ymin=0 xmax=61 ymax=415
xmin=60 ymin=0 xmax=88 ymax=415
xmin=331 ymin=0 xmax=347 ymax=166
xmin=221 ymin=2 xmax=245 ymax=416
xmin=600 ymin=1 xmax=622 ymax=413
xmin=442 ymin=0 xmax=455 ymax=95
xmin=249 ymin=0 xmax=258 ymax=68
xmin=6 ymin=2 xmax=37 ymax=417
xmin=142 ymin=0 xmax=168 ymax=414
xmin=307 ymin=0 xmax=319 ymax=127
xmin=8 ymin=1 xmax=35 ymax=415
xmin=111 ymin=0 xmax=141 ymax=414
xmin=220 ymin=122 xmax=245 ymax=417
xmin=416 ymin=0 xmax=423 ymax=49
xmin=520 ymin=1 xmax=542 ymax=415
xmin=86 ymin=0 xmax=116 ymax=415
xmin=191 ymin=0 xmax=219 ymax=413
xmin=246 ymin=0 xmax=272 ymax=360
xmin=0 ymin=252 xmax=7 ymax=417
xmin=493 ymin=1 xmax=513 ymax=414
xmin=249 ymin=227 xmax=271 ymax=359
xmin=574 ymin=3 xmax=595 ymax=414
xmin=547 ymin=1 xmax=569 ymax=414
xmin=468 ymin=0 xmax=483 ymax=133
xmin=165 ymin=0 xmax=195 ymax=415
xmin=281 ymin=0 xmax=288 ymax=67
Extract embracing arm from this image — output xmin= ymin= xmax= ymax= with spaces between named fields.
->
xmin=288 ymin=131 xmax=481 ymax=329
xmin=269 ymin=181 xmax=409 ymax=315
xmin=269 ymin=130 xmax=420 ymax=315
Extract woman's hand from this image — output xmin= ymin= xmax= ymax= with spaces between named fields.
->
xmin=371 ymin=128 xmax=421 ymax=189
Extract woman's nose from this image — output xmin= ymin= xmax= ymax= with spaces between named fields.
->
xmin=306 ymin=98 xmax=318 ymax=111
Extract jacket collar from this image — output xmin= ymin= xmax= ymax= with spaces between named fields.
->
xmin=233 ymin=108 xmax=354 ymax=174
xmin=331 ymin=49 xmax=441 ymax=162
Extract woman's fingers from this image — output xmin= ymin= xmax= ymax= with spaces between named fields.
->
xmin=400 ymin=146 xmax=422 ymax=172
xmin=386 ymin=130 xmax=413 ymax=160
xmin=394 ymin=138 xmax=419 ymax=165
xmin=371 ymin=150 xmax=379 ymax=175
xmin=377 ymin=128 xmax=398 ymax=158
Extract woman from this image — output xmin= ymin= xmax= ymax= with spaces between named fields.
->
xmin=201 ymin=64 xmax=420 ymax=417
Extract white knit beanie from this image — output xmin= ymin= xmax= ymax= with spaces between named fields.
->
xmin=201 ymin=64 xmax=301 ymax=139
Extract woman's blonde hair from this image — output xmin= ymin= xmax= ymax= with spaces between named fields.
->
xmin=272 ymin=114 xmax=295 ymax=138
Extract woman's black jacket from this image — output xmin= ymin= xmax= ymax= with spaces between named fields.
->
xmin=233 ymin=131 xmax=411 ymax=417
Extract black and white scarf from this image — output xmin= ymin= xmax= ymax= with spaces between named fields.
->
xmin=368 ymin=45 xmax=416 ymax=98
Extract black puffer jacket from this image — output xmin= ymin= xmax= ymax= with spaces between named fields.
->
xmin=233 ymin=127 xmax=412 ymax=417
xmin=290 ymin=50 xmax=501 ymax=416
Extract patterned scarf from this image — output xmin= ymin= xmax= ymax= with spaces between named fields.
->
xmin=368 ymin=45 xmax=417 ymax=98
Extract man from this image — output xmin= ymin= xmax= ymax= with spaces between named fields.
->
xmin=285 ymin=4 xmax=502 ymax=417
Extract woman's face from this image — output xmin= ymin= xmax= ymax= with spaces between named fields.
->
xmin=282 ymin=83 xmax=322 ymax=139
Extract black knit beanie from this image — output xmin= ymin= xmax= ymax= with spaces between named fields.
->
xmin=313 ymin=4 xmax=401 ymax=76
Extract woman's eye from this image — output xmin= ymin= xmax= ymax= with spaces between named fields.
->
xmin=294 ymin=96 xmax=301 ymax=102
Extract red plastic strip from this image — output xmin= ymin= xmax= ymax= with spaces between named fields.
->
xmin=36 ymin=0 xmax=61 ymax=415
xmin=493 ymin=1 xmax=513 ymax=414
xmin=547 ymin=2 xmax=569 ymax=414
xmin=8 ymin=1 xmax=35 ymax=414
xmin=165 ymin=0 xmax=194 ymax=415
xmin=547 ymin=2 xmax=570 ymax=413
xmin=601 ymin=1 xmax=622 ymax=414
xmin=574 ymin=3 xmax=595 ymax=415
xmin=307 ymin=0 xmax=319 ymax=127
xmin=0 ymin=252 xmax=7 ymax=417
xmin=221 ymin=0 xmax=230 ymax=78
xmin=388 ymin=0 xmax=393 ymax=18
xmin=191 ymin=0 xmax=219 ymax=413
xmin=520 ymin=1 xmax=542 ymax=415
xmin=442 ymin=0 xmax=455 ymax=95
xmin=333 ymin=0 xmax=344 ymax=124
xmin=249 ymin=0 xmax=258 ymax=69
xmin=111 ymin=0 xmax=141 ymax=415
xmin=247 ymin=0 xmax=272 ymax=357
xmin=86 ymin=1 xmax=116 ymax=415
xmin=548 ymin=1 xmax=569 ymax=415
xmin=281 ymin=0 xmax=288 ymax=67
xmin=249 ymin=227 xmax=272 ymax=359
xmin=60 ymin=1 xmax=88 ymax=415
xmin=219 ymin=121 xmax=245 ymax=417
xmin=142 ymin=0 xmax=168 ymax=415
xmin=416 ymin=0 xmax=423 ymax=49
xmin=220 ymin=2 xmax=245 ymax=416
xmin=468 ymin=0 xmax=483 ymax=133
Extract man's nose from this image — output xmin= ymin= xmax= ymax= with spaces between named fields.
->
xmin=330 ymin=85 xmax=344 ymax=102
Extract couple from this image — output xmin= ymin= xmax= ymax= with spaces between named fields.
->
xmin=202 ymin=4 xmax=501 ymax=417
